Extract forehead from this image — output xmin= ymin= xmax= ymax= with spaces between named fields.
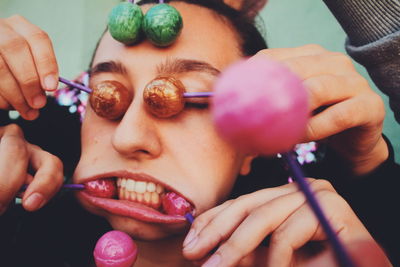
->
xmin=92 ymin=2 xmax=242 ymax=75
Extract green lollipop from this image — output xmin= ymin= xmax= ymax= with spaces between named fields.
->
xmin=143 ymin=3 xmax=183 ymax=47
xmin=108 ymin=2 xmax=144 ymax=45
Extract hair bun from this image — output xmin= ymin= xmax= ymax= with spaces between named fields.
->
xmin=224 ymin=0 xmax=268 ymax=19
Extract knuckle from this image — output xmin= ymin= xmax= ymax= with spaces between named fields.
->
xmin=331 ymin=52 xmax=354 ymax=69
xmin=5 ymin=123 xmax=23 ymax=136
xmin=7 ymin=14 xmax=24 ymax=22
xmin=28 ymin=29 xmax=49 ymax=41
xmin=305 ymin=121 xmax=319 ymax=141
xmin=20 ymin=75 xmax=40 ymax=89
xmin=310 ymin=179 xmax=335 ymax=192
xmin=305 ymin=77 xmax=325 ymax=105
xmin=302 ymin=44 xmax=326 ymax=53
xmin=0 ymin=34 xmax=27 ymax=54
xmin=332 ymin=106 xmax=351 ymax=129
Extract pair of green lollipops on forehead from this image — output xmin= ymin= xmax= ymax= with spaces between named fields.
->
xmin=108 ymin=0 xmax=183 ymax=47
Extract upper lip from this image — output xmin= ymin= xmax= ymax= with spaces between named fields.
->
xmin=77 ymin=170 xmax=196 ymax=210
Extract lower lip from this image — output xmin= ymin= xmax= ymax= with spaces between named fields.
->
xmin=79 ymin=192 xmax=187 ymax=224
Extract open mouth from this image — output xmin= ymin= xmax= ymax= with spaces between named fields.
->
xmin=78 ymin=175 xmax=194 ymax=224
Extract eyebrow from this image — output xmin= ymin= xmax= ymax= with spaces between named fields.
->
xmin=157 ymin=58 xmax=221 ymax=76
xmin=89 ymin=61 xmax=128 ymax=77
xmin=89 ymin=58 xmax=221 ymax=78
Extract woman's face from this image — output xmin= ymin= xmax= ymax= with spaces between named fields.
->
xmin=73 ymin=2 xmax=252 ymax=240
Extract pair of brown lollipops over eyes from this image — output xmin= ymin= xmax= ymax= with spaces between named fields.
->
xmin=89 ymin=76 xmax=188 ymax=120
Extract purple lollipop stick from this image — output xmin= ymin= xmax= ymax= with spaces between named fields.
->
xmin=185 ymin=213 xmax=195 ymax=224
xmin=59 ymin=76 xmax=213 ymax=99
xmin=282 ymin=152 xmax=355 ymax=267
xmin=20 ymin=183 xmax=85 ymax=192
xmin=59 ymin=77 xmax=92 ymax=94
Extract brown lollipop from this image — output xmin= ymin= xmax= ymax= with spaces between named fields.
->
xmin=89 ymin=80 xmax=132 ymax=120
xmin=143 ymin=76 xmax=186 ymax=118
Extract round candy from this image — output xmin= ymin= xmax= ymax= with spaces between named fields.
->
xmin=108 ymin=2 xmax=143 ymax=45
xmin=212 ymin=58 xmax=309 ymax=155
xmin=94 ymin=230 xmax=138 ymax=267
xmin=143 ymin=76 xmax=185 ymax=118
xmin=142 ymin=3 xmax=183 ymax=47
xmin=89 ymin=80 xmax=132 ymax=120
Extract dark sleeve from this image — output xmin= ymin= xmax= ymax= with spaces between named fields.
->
xmin=322 ymin=0 xmax=400 ymax=124
xmin=0 ymin=96 xmax=81 ymax=177
xmin=305 ymin=137 xmax=400 ymax=265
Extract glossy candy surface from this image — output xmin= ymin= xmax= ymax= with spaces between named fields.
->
xmin=162 ymin=192 xmax=193 ymax=216
xmin=143 ymin=3 xmax=183 ymax=47
xmin=108 ymin=2 xmax=144 ymax=45
xmin=84 ymin=178 xmax=117 ymax=199
xmin=212 ymin=58 xmax=309 ymax=155
xmin=143 ymin=76 xmax=185 ymax=118
xmin=94 ymin=230 xmax=138 ymax=267
xmin=89 ymin=80 xmax=132 ymax=120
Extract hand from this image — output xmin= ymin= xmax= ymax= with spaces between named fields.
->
xmin=182 ymin=179 xmax=386 ymax=267
xmin=253 ymin=45 xmax=388 ymax=175
xmin=0 ymin=124 xmax=63 ymax=215
xmin=0 ymin=15 xmax=59 ymax=120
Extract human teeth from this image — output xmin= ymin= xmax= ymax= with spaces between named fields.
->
xmin=126 ymin=179 xmax=136 ymax=191
xmin=156 ymin=184 xmax=164 ymax=194
xmin=136 ymin=193 xmax=144 ymax=203
xmin=135 ymin=181 xmax=147 ymax=193
xmin=144 ymin=192 xmax=151 ymax=204
xmin=117 ymin=179 xmax=122 ymax=187
xmin=147 ymin=182 xmax=156 ymax=192
xmin=121 ymin=178 xmax=127 ymax=188
xmin=151 ymin=192 xmax=160 ymax=208
xmin=130 ymin=191 xmax=136 ymax=201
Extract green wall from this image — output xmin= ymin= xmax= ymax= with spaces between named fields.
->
xmin=1 ymin=0 xmax=399 ymax=160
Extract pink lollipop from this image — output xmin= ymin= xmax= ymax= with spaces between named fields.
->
xmin=212 ymin=57 xmax=309 ymax=155
xmin=94 ymin=230 xmax=138 ymax=267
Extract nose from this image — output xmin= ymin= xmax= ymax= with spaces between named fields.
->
xmin=111 ymin=101 xmax=162 ymax=160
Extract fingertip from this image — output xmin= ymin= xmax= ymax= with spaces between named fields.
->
xmin=32 ymin=94 xmax=46 ymax=109
xmin=43 ymin=74 xmax=58 ymax=91
xmin=25 ymin=109 xmax=39 ymax=120
xmin=23 ymin=192 xmax=45 ymax=211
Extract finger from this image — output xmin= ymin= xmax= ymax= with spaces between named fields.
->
xmin=0 ymin=124 xmax=29 ymax=214
xmin=0 ymin=18 xmax=44 ymax=110
xmin=6 ymin=15 xmax=58 ymax=91
xmin=304 ymin=93 xmax=379 ymax=142
xmin=255 ymin=44 xmax=327 ymax=61
xmin=280 ymin=52 xmax=356 ymax=80
xmin=0 ymin=54 xmax=38 ymax=119
xmin=22 ymin=144 xmax=63 ymax=211
xmin=183 ymin=182 xmax=304 ymax=259
xmin=268 ymin=188 xmax=367 ymax=267
xmin=201 ymin=191 xmax=307 ymax=267
xmin=304 ymin=74 xmax=365 ymax=112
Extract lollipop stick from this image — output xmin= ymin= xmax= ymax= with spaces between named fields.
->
xmin=282 ymin=152 xmax=355 ymax=267
xmin=59 ymin=77 xmax=92 ymax=94
xmin=185 ymin=213 xmax=195 ymax=224
xmin=19 ymin=183 xmax=85 ymax=192
xmin=183 ymin=92 xmax=213 ymax=98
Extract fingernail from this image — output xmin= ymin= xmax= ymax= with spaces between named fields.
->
xmin=202 ymin=254 xmax=221 ymax=267
xmin=32 ymin=95 xmax=46 ymax=108
xmin=27 ymin=109 xmax=39 ymax=120
xmin=183 ymin=229 xmax=196 ymax=247
xmin=44 ymin=75 xmax=58 ymax=91
xmin=24 ymin=192 xmax=45 ymax=211
xmin=183 ymin=236 xmax=198 ymax=251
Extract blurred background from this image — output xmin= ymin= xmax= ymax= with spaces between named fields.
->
xmin=1 ymin=0 xmax=399 ymax=160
